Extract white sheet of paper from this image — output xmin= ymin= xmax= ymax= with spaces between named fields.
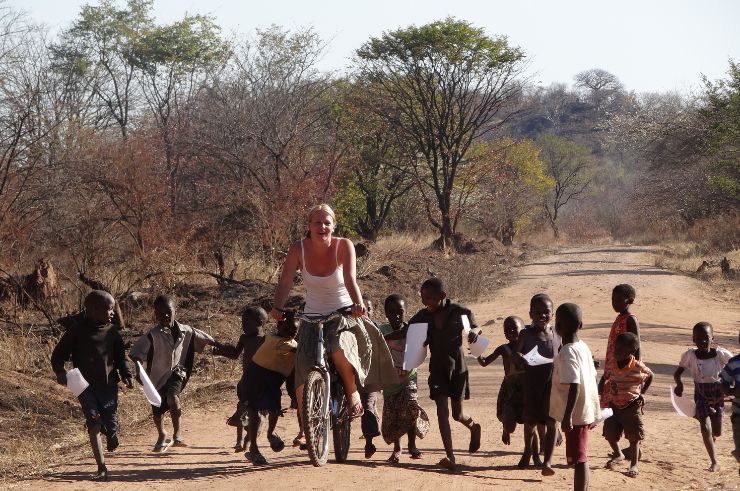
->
xmin=137 ymin=361 xmax=162 ymax=407
xmin=522 ymin=346 xmax=553 ymax=366
xmin=601 ymin=407 xmax=614 ymax=420
xmin=670 ymin=386 xmax=695 ymax=418
xmin=403 ymin=323 xmax=428 ymax=371
xmin=469 ymin=336 xmax=489 ymax=357
xmin=66 ymin=368 xmax=89 ymax=397
xmin=461 ymin=314 xmax=471 ymax=334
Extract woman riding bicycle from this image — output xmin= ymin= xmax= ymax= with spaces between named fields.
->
xmin=270 ymin=204 xmax=396 ymax=443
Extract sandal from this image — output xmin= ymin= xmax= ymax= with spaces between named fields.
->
xmin=234 ymin=444 xmax=245 ymax=453
xmin=268 ymin=433 xmax=285 ymax=453
xmin=469 ymin=423 xmax=481 ymax=453
xmin=245 ymin=450 xmax=268 ymax=465
xmin=292 ymin=436 xmax=304 ymax=447
xmin=409 ymin=448 xmax=423 ymax=459
xmin=172 ymin=438 xmax=188 ymax=448
xmin=387 ymin=451 xmax=400 ymax=464
xmin=627 ymin=466 xmax=639 ymax=478
xmin=153 ymin=438 xmax=172 ymax=453
xmin=438 ymin=457 xmax=456 ymax=471
xmin=364 ymin=442 xmax=376 ymax=459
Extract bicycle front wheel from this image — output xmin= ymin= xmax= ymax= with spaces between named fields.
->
xmin=332 ymin=388 xmax=351 ymax=463
xmin=303 ymin=369 xmax=330 ymax=466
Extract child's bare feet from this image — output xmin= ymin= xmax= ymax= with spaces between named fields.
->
xmin=409 ymin=448 xmax=423 ymax=459
xmin=469 ymin=423 xmax=481 ymax=453
xmin=708 ymin=461 xmax=720 ymax=472
xmin=541 ymin=463 xmax=555 ymax=476
xmin=438 ymin=457 xmax=456 ymax=471
xmin=606 ymin=451 xmax=624 ymax=469
xmin=501 ymin=431 xmax=511 ymax=445
xmin=517 ymin=452 xmax=531 ymax=468
xmin=627 ymin=464 xmax=639 ymax=477
xmin=387 ymin=450 xmax=401 ymax=464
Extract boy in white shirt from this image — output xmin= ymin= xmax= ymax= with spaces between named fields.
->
xmin=544 ymin=303 xmax=601 ymax=491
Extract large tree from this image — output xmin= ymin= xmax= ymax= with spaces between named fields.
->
xmin=355 ymin=18 xmax=525 ymax=250
xmin=538 ymin=134 xmax=595 ymax=237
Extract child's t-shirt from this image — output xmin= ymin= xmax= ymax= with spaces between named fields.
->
xmin=679 ymin=347 xmax=733 ymax=383
xmin=719 ymin=353 xmax=740 ymax=415
xmin=252 ymin=334 xmax=298 ymax=377
xmin=550 ymin=340 xmax=601 ymax=426
xmin=603 ymin=355 xmax=652 ymax=409
xmin=379 ymin=323 xmax=417 ymax=396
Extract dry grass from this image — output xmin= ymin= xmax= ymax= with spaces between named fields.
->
xmin=652 ymin=242 xmax=740 ymax=284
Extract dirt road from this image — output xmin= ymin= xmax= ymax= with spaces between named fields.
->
xmin=26 ymin=245 xmax=740 ymax=490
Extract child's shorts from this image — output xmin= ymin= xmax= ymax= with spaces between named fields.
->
xmin=78 ymin=383 xmax=119 ymax=436
xmin=240 ymin=363 xmax=286 ymax=412
xmin=428 ymin=370 xmax=470 ymax=401
xmin=603 ymin=399 xmax=644 ymax=442
xmin=565 ymin=425 xmax=589 ymax=465
xmin=152 ymin=372 xmax=185 ymax=416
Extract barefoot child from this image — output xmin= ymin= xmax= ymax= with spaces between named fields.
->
xmin=408 ymin=277 xmax=482 ymax=471
xmin=51 ymin=290 xmax=133 ymax=481
xmin=674 ymin=322 xmax=733 ymax=472
xmin=477 ymin=316 xmax=528 ymax=447
xmin=129 ymin=294 xmax=224 ymax=452
xmin=719 ymin=330 xmax=740 ymax=474
xmin=380 ymin=294 xmax=428 ymax=463
xmin=239 ymin=313 xmax=300 ymax=465
xmin=515 ymin=293 xmax=561 ymax=469
xmin=601 ymin=332 xmax=653 ymax=477
xmin=545 ymin=303 xmax=600 ymax=491
xmin=217 ymin=306 xmax=267 ymax=452
xmin=599 ymin=284 xmax=641 ymax=408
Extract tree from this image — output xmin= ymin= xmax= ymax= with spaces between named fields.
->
xmin=51 ymin=0 xmax=154 ymax=139
xmin=355 ymin=18 xmax=525 ymax=250
xmin=130 ymin=14 xmax=229 ymax=213
xmin=701 ymin=59 xmax=740 ymax=206
xmin=334 ymin=82 xmax=414 ymax=241
xmin=477 ymin=139 xmax=553 ymax=245
xmin=538 ymin=135 xmax=595 ymax=237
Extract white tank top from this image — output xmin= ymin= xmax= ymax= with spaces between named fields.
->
xmin=301 ymin=239 xmax=353 ymax=315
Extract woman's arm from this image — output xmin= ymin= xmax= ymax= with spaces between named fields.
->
xmin=271 ymin=242 xmax=302 ymax=320
xmin=338 ymin=238 xmax=365 ymax=317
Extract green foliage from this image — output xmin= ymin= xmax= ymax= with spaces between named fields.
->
xmin=355 ymin=17 xmax=526 ymax=248
xmin=701 ymin=59 xmax=740 ymax=204
xmin=130 ymin=15 xmax=230 ymax=75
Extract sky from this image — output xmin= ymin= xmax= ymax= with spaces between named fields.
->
xmin=9 ymin=0 xmax=740 ymax=94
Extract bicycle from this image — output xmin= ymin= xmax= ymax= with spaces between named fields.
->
xmin=286 ymin=307 xmax=354 ymax=467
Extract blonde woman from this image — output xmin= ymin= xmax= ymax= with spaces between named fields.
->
xmin=271 ymin=204 xmax=396 ymax=449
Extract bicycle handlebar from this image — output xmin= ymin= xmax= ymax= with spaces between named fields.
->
xmin=277 ymin=306 xmax=354 ymax=323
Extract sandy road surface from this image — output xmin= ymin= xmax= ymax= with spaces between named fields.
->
xmin=22 ymin=245 xmax=740 ymax=490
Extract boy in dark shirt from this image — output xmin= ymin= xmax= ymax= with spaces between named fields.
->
xmin=51 ymin=290 xmax=133 ymax=481
xmin=515 ymin=293 xmax=562 ymax=469
xmin=218 ymin=306 xmax=268 ymax=451
xmin=408 ymin=278 xmax=482 ymax=471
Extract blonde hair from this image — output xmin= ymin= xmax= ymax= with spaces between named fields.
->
xmin=306 ymin=204 xmax=336 ymax=238
xmin=307 ymin=204 xmax=336 ymax=223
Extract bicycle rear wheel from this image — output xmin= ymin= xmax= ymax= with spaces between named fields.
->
xmin=303 ymin=369 xmax=330 ymax=466
xmin=332 ymin=388 xmax=351 ymax=462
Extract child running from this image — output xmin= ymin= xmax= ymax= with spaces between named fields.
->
xmin=477 ymin=316 xmax=528 ymax=447
xmin=545 ymin=303 xmax=600 ymax=490
xmin=217 ymin=306 xmax=267 ymax=452
xmin=129 ymin=294 xmax=224 ymax=452
xmin=239 ymin=313 xmax=300 ymax=465
xmin=515 ymin=293 xmax=562 ymax=469
xmin=599 ymin=284 xmax=641 ymax=408
xmin=379 ymin=294 xmax=429 ymax=463
xmin=51 ymin=290 xmax=133 ymax=481
xmin=601 ymin=332 xmax=653 ymax=477
xmin=674 ymin=321 xmax=733 ymax=472
xmin=408 ymin=277 xmax=482 ymax=471
xmin=719 ymin=330 xmax=740 ymax=475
